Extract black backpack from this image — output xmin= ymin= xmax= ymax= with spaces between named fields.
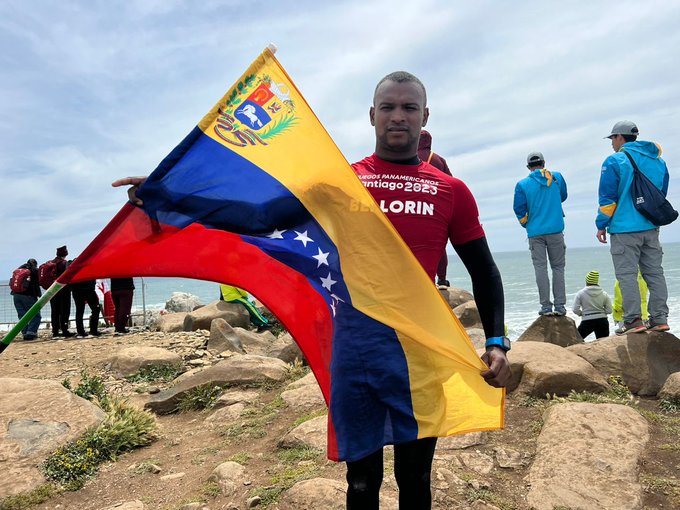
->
xmin=624 ymin=151 xmax=678 ymax=226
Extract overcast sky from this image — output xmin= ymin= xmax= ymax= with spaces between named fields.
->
xmin=2 ymin=0 xmax=680 ymax=277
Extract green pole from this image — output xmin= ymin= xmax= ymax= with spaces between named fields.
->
xmin=1 ymin=282 xmax=64 ymax=354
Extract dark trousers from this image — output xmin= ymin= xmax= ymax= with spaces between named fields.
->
xmin=72 ymin=288 xmax=101 ymax=336
xmin=578 ymin=317 xmax=610 ymax=339
xmin=346 ymin=437 xmax=437 ymax=510
xmin=50 ymin=288 xmax=71 ymax=334
xmin=112 ymin=289 xmax=133 ymax=332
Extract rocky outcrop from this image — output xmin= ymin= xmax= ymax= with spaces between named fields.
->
xmin=439 ymin=287 xmax=474 ymax=309
xmin=165 ymin=292 xmax=203 ymax=313
xmin=507 ymin=341 xmax=609 ymax=396
xmin=144 ymin=355 xmax=289 ymax=414
xmin=658 ymin=371 xmax=680 ymax=400
xmin=183 ymin=301 xmax=249 ymax=332
xmin=517 ymin=315 xmax=583 ymax=347
xmin=278 ymin=415 xmax=326 ymax=451
xmin=266 ymin=333 xmax=305 ymax=364
xmin=567 ymin=332 xmax=680 ymax=395
xmin=207 ymin=319 xmax=245 ymax=354
xmin=107 ymin=346 xmax=182 ymax=377
xmin=527 ymin=402 xmax=649 ymax=510
xmin=453 ymin=301 xmax=482 ymax=329
xmin=0 ymin=378 xmax=106 ymax=497
xmin=156 ymin=312 xmax=187 ymax=333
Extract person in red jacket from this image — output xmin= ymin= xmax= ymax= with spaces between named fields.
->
xmin=418 ymin=130 xmax=452 ymax=288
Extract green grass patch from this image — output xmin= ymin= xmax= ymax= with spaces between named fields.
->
xmin=41 ymin=396 xmax=158 ymax=490
xmin=227 ymin=452 xmax=251 ymax=464
xmin=125 ymin=364 xmax=183 ymax=384
xmin=464 ymin=488 xmax=517 ymax=509
xmin=175 ymin=385 xmax=224 ymax=412
xmin=548 ymin=376 xmax=637 ymax=407
xmin=659 ymin=396 xmax=680 ymax=414
xmin=292 ymin=408 xmax=326 ymax=428
xmin=201 ymin=481 xmax=222 ymax=498
xmin=277 ymin=445 xmax=323 ymax=463
xmin=0 ymin=484 xmax=61 ymax=510
xmin=62 ymin=370 xmax=108 ymax=405
xmin=640 ymin=474 xmax=680 ymax=493
xmin=249 ymin=464 xmax=321 ymax=507
xmin=287 ymin=358 xmax=309 ymax=381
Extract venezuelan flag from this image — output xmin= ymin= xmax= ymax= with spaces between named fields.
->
xmin=59 ymin=46 xmax=504 ymax=461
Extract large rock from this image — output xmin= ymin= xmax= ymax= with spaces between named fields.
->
xmin=278 ymin=415 xmax=327 ymax=451
xmin=0 ymin=378 xmax=106 ymax=497
xmin=266 ymin=333 xmax=305 ymax=364
xmin=207 ymin=319 xmax=245 ymax=354
xmin=453 ymin=300 xmax=482 ymax=329
xmin=465 ymin=328 xmax=486 ymax=350
xmin=517 ymin=315 xmax=583 ymax=347
xmin=439 ymin=287 xmax=474 ymax=309
xmin=207 ymin=461 xmax=245 ymax=496
xmin=98 ymin=502 xmax=146 ymax=510
xmin=506 ymin=341 xmax=609 ymax=396
xmin=156 ymin=312 xmax=187 ymax=333
xmin=107 ymin=346 xmax=182 ymax=377
xmin=527 ymin=402 xmax=649 ymax=510
xmin=183 ymin=300 xmax=249 ymax=332
xmin=280 ymin=376 xmax=325 ymax=409
xmin=567 ymin=332 xmax=680 ymax=395
xmin=144 ymin=355 xmax=289 ymax=414
xmin=165 ymin=292 xmax=202 ymax=313
xmin=658 ymin=372 xmax=680 ymax=400
xmin=278 ymin=478 xmax=397 ymax=510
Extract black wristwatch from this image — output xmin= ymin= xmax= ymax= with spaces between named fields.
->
xmin=485 ymin=336 xmax=511 ymax=352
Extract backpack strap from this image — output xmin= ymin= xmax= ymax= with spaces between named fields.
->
xmin=427 ymin=150 xmax=434 ymax=164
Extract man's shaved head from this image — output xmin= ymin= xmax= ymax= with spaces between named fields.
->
xmin=373 ymin=71 xmax=427 ymax=107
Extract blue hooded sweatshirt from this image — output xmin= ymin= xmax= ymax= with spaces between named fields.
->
xmin=513 ymin=169 xmax=568 ymax=238
xmin=596 ymin=141 xmax=670 ymax=233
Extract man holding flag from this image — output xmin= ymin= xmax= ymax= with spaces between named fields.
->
xmin=113 ymin=70 xmax=510 ymax=510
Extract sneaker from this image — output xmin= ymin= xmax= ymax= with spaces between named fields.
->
xmin=76 ymin=333 xmax=89 ymax=339
xmin=436 ymin=279 xmax=450 ymax=289
xmin=615 ymin=319 xmax=647 ymax=335
xmin=90 ymin=331 xmax=102 ymax=337
xmin=646 ymin=322 xmax=670 ymax=332
xmin=538 ymin=306 xmax=553 ymax=316
xmin=554 ymin=306 xmax=567 ymax=316
xmin=23 ymin=334 xmax=37 ymax=341
xmin=62 ymin=331 xmax=76 ymax=338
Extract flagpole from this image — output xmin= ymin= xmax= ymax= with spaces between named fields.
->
xmin=0 ymin=282 xmax=64 ymax=353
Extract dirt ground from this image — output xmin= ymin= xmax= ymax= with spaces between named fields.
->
xmin=1 ymin=330 xmax=679 ymax=510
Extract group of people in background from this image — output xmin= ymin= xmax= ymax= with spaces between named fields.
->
xmin=9 ymin=245 xmax=135 ymax=340
xmin=514 ymin=120 xmax=672 ymax=337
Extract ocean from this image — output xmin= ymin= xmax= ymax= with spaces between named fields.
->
xmin=2 ymin=242 xmax=679 ymax=339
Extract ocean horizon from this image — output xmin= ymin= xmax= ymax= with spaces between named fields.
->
xmin=2 ymin=241 xmax=679 ymax=339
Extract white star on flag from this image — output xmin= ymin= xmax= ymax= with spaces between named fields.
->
xmin=267 ymin=228 xmax=286 ymax=239
xmin=320 ymin=272 xmax=336 ymax=291
xmin=294 ymin=230 xmax=313 ymax=247
xmin=312 ymin=248 xmax=330 ymax=268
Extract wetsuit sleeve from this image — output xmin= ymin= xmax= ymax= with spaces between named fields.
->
xmin=452 ymin=236 xmax=504 ymax=339
xmin=448 ymin=178 xmax=485 ymax=245
xmin=596 ymin=157 xmax=620 ymax=230
xmin=513 ymin=182 xmax=528 ymax=227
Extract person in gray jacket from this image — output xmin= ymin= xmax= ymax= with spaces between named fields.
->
xmin=572 ymin=270 xmax=613 ymax=339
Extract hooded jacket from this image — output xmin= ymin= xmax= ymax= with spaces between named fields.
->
xmin=513 ymin=169 xmax=568 ymax=238
xmin=572 ymin=285 xmax=613 ymax=320
xmin=596 ymin=141 xmax=670 ymax=233
xmin=417 ymin=130 xmax=451 ymax=175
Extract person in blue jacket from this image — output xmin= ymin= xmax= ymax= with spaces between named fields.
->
xmin=513 ymin=151 xmax=568 ymax=316
xmin=596 ymin=120 xmax=671 ymax=334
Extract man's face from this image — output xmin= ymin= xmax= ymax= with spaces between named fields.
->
xmin=610 ymin=134 xmax=624 ymax=152
xmin=370 ymin=80 xmax=429 ymax=159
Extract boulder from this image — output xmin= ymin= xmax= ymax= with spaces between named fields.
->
xmin=98 ymin=502 xmax=146 ymax=510
xmin=280 ymin=378 xmax=325 ymax=409
xmin=436 ymin=431 xmax=487 ymax=452
xmin=439 ymin=287 xmax=474 ymax=309
xmin=517 ymin=315 xmax=583 ymax=347
xmin=567 ymin=332 xmax=680 ymax=395
xmin=165 ymin=292 xmax=202 ymax=313
xmin=506 ymin=341 xmax=609 ymax=396
xmin=453 ymin=300 xmax=482 ymax=329
xmin=266 ymin=333 xmax=306 ymax=364
xmin=183 ymin=300 xmax=249 ymax=332
xmin=658 ymin=372 xmax=680 ymax=400
xmin=527 ymin=402 xmax=648 ymax=510
xmin=107 ymin=346 xmax=182 ymax=378
xmin=0 ymin=378 xmax=106 ymax=497
xmin=207 ymin=319 xmax=245 ymax=354
xmin=207 ymin=461 xmax=245 ymax=496
xmin=156 ymin=312 xmax=187 ymax=333
xmin=144 ymin=355 xmax=289 ymax=414
xmin=278 ymin=415 xmax=327 ymax=451
xmin=131 ymin=310 xmax=162 ymax=330
xmin=465 ymin=328 xmax=486 ymax=350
